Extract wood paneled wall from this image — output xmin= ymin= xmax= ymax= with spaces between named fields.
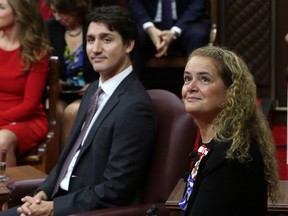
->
xmin=215 ymin=0 xmax=287 ymax=124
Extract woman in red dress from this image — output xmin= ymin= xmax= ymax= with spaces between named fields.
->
xmin=0 ymin=0 xmax=51 ymax=166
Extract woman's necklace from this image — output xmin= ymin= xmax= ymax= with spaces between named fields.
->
xmin=66 ymin=28 xmax=82 ymax=37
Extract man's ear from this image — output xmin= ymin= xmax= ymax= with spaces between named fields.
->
xmin=125 ymin=40 xmax=135 ymax=54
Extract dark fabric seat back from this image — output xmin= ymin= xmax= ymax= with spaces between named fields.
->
xmin=143 ymin=89 xmax=197 ymax=203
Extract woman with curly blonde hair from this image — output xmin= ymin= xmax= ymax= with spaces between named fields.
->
xmin=180 ymin=46 xmax=279 ymax=216
xmin=0 ymin=0 xmax=51 ymax=166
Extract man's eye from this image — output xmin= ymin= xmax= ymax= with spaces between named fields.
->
xmin=87 ymin=37 xmax=94 ymax=43
xmin=103 ymin=38 xmax=112 ymax=43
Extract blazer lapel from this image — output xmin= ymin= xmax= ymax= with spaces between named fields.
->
xmin=75 ymin=72 xmax=137 ymax=161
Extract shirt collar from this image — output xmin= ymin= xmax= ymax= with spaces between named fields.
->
xmin=98 ymin=66 xmax=133 ymax=97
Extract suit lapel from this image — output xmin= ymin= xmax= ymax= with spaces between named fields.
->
xmin=75 ymin=72 xmax=137 ymax=161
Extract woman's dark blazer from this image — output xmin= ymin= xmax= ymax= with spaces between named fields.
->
xmin=46 ymin=19 xmax=99 ymax=83
xmin=182 ymin=140 xmax=267 ymax=216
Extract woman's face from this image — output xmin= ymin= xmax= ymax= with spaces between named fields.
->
xmin=0 ymin=0 xmax=16 ymax=31
xmin=51 ymin=7 xmax=78 ymax=28
xmin=182 ymin=55 xmax=228 ymax=122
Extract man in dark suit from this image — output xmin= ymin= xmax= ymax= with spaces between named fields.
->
xmin=2 ymin=5 xmax=157 ymax=216
xmin=126 ymin=0 xmax=211 ymax=76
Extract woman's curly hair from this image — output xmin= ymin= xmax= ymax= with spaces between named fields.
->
xmin=189 ymin=46 xmax=280 ymax=202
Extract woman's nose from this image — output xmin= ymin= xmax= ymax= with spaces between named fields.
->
xmin=187 ymin=80 xmax=198 ymax=91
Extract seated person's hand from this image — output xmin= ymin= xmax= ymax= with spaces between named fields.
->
xmin=18 ymin=199 xmax=53 ymax=216
xmin=146 ymin=26 xmax=166 ymax=52
xmin=155 ymin=44 xmax=169 ymax=58
xmin=18 ymin=191 xmax=49 ymax=216
xmin=153 ymin=30 xmax=175 ymax=58
xmin=160 ymin=30 xmax=174 ymax=46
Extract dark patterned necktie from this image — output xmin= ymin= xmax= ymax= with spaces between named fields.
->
xmin=52 ymin=87 xmax=103 ymax=197
xmin=161 ymin=0 xmax=173 ymax=29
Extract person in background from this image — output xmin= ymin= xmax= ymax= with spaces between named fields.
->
xmin=0 ymin=5 xmax=157 ymax=216
xmin=126 ymin=0 xmax=211 ymax=76
xmin=180 ymin=46 xmax=279 ymax=216
xmin=0 ymin=0 xmax=51 ymax=166
xmin=46 ymin=0 xmax=99 ymax=147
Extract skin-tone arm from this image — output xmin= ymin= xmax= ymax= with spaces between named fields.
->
xmin=17 ymin=191 xmax=53 ymax=216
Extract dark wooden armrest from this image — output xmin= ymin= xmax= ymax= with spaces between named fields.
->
xmin=165 ymin=178 xmax=185 ymax=216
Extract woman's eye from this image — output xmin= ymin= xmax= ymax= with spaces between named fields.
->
xmin=183 ymin=76 xmax=192 ymax=83
xmin=199 ymin=76 xmax=210 ymax=83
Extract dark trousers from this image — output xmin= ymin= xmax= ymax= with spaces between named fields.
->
xmin=0 ymin=206 xmax=18 ymax=215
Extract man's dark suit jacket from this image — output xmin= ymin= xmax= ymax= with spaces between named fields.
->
xmin=46 ymin=19 xmax=99 ymax=84
xmin=126 ymin=0 xmax=210 ymax=32
xmin=182 ymin=140 xmax=267 ymax=216
xmin=37 ymin=72 xmax=157 ymax=215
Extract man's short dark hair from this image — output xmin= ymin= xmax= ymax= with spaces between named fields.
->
xmin=86 ymin=5 xmax=139 ymax=44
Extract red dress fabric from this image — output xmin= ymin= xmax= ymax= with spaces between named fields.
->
xmin=0 ymin=48 xmax=49 ymax=154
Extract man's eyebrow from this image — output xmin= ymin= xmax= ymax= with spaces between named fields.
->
xmin=87 ymin=32 xmax=113 ymax=37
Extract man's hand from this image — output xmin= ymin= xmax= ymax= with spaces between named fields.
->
xmin=154 ymin=30 xmax=175 ymax=58
xmin=159 ymin=30 xmax=174 ymax=45
xmin=146 ymin=27 xmax=178 ymax=58
xmin=18 ymin=199 xmax=53 ymax=216
xmin=17 ymin=191 xmax=52 ymax=216
xmin=146 ymin=26 xmax=166 ymax=53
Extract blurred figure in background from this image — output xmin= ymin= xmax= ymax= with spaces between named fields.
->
xmin=46 ymin=0 xmax=99 ymax=148
xmin=0 ymin=0 xmax=51 ymax=166
xmin=126 ymin=0 xmax=211 ymax=77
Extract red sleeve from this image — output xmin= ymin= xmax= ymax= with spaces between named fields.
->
xmin=0 ymin=56 xmax=49 ymax=125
